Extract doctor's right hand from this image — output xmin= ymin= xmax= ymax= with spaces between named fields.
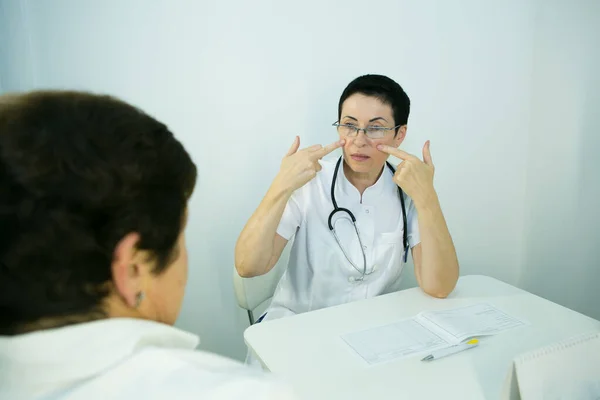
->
xmin=274 ymin=136 xmax=344 ymax=193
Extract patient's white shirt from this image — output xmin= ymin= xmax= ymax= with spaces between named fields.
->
xmin=0 ymin=318 xmax=296 ymax=400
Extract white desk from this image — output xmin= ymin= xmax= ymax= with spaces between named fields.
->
xmin=244 ymin=275 xmax=600 ymax=399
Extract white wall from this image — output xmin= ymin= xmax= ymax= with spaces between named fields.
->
xmin=0 ymin=0 xmax=37 ymax=90
xmin=520 ymin=0 xmax=600 ymax=319
xmin=0 ymin=0 xmax=596 ymax=360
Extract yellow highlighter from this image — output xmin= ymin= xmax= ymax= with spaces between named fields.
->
xmin=421 ymin=339 xmax=480 ymax=362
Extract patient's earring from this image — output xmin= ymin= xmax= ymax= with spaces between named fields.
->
xmin=134 ymin=291 xmax=145 ymax=308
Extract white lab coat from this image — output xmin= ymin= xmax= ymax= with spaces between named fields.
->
xmin=0 ymin=318 xmax=297 ymax=400
xmin=265 ymin=158 xmax=421 ymax=322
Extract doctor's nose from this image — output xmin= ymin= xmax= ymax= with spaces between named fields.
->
xmin=353 ymin=130 xmax=368 ymax=147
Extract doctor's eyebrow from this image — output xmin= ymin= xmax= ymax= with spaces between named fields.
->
xmin=340 ymin=116 xmax=388 ymax=123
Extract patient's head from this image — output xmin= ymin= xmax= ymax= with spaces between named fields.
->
xmin=0 ymin=91 xmax=197 ymax=335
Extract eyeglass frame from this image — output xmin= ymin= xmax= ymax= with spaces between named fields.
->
xmin=332 ymin=121 xmax=403 ymax=140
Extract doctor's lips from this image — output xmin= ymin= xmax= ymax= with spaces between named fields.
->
xmin=350 ymin=153 xmax=370 ymax=161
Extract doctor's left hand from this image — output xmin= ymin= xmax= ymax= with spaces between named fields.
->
xmin=377 ymin=141 xmax=436 ymax=207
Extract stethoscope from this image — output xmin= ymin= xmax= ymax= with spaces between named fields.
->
xmin=327 ymin=156 xmax=409 ymax=281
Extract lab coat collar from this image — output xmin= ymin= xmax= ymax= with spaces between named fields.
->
xmin=338 ymin=158 xmax=388 ymax=201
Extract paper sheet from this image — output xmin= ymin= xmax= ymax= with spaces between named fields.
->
xmin=342 ymin=303 xmax=526 ymax=365
xmin=419 ymin=303 xmax=526 ymax=342
xmin=341 ymin=318 xmax=448 ymax=364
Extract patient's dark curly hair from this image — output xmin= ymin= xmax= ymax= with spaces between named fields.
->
xmin=0 ymin=91 xmax=197 ymax=335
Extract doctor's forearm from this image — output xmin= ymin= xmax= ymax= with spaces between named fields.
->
xmin=235 ymin=181 xmax=292 ymax=277
xmin=415 ymin=195 xmax=459 ymax=298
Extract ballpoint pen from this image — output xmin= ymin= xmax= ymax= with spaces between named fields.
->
xmin=421 ymin=339 xmax=479 ymax=362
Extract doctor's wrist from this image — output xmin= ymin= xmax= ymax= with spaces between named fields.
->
xmin=413 ymin=190 xmax=440 ymax=213
xmin=269 ymin=176 xmax=295 ymax=201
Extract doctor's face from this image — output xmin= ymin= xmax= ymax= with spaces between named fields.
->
xmin=338 ymin=94 xmax=406 ymax=175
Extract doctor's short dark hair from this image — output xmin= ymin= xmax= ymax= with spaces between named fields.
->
xmin=338 ymin=74 xmax=411 ymax=133
xmin=0 ymin=91 xmax=197 ymax=335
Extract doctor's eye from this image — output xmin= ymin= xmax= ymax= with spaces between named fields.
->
xmin=337 ymin=124 xmax=358 ymax=136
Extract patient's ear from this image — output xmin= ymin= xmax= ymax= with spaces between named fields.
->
xmin=111 ymin=232 xmax=143 ymax=308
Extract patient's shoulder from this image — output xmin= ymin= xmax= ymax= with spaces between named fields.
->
xmin=97 ymin=347 xmax=298 ymax=400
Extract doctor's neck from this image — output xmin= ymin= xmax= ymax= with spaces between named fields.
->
xmin=343 ymin=161 xmax=384 ymax=196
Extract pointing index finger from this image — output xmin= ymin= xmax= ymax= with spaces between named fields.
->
xmin=377 ymin=145 xmax=417 ymax=161
xmin=312 ymin=140 xmax=345 ymax=159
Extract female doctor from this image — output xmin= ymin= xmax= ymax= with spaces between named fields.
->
xmin=235 ymin=74 xmax=459 ymax=324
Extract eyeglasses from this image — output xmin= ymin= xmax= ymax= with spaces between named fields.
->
xmin=332 ymin=121 xmax=401 ymax=140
